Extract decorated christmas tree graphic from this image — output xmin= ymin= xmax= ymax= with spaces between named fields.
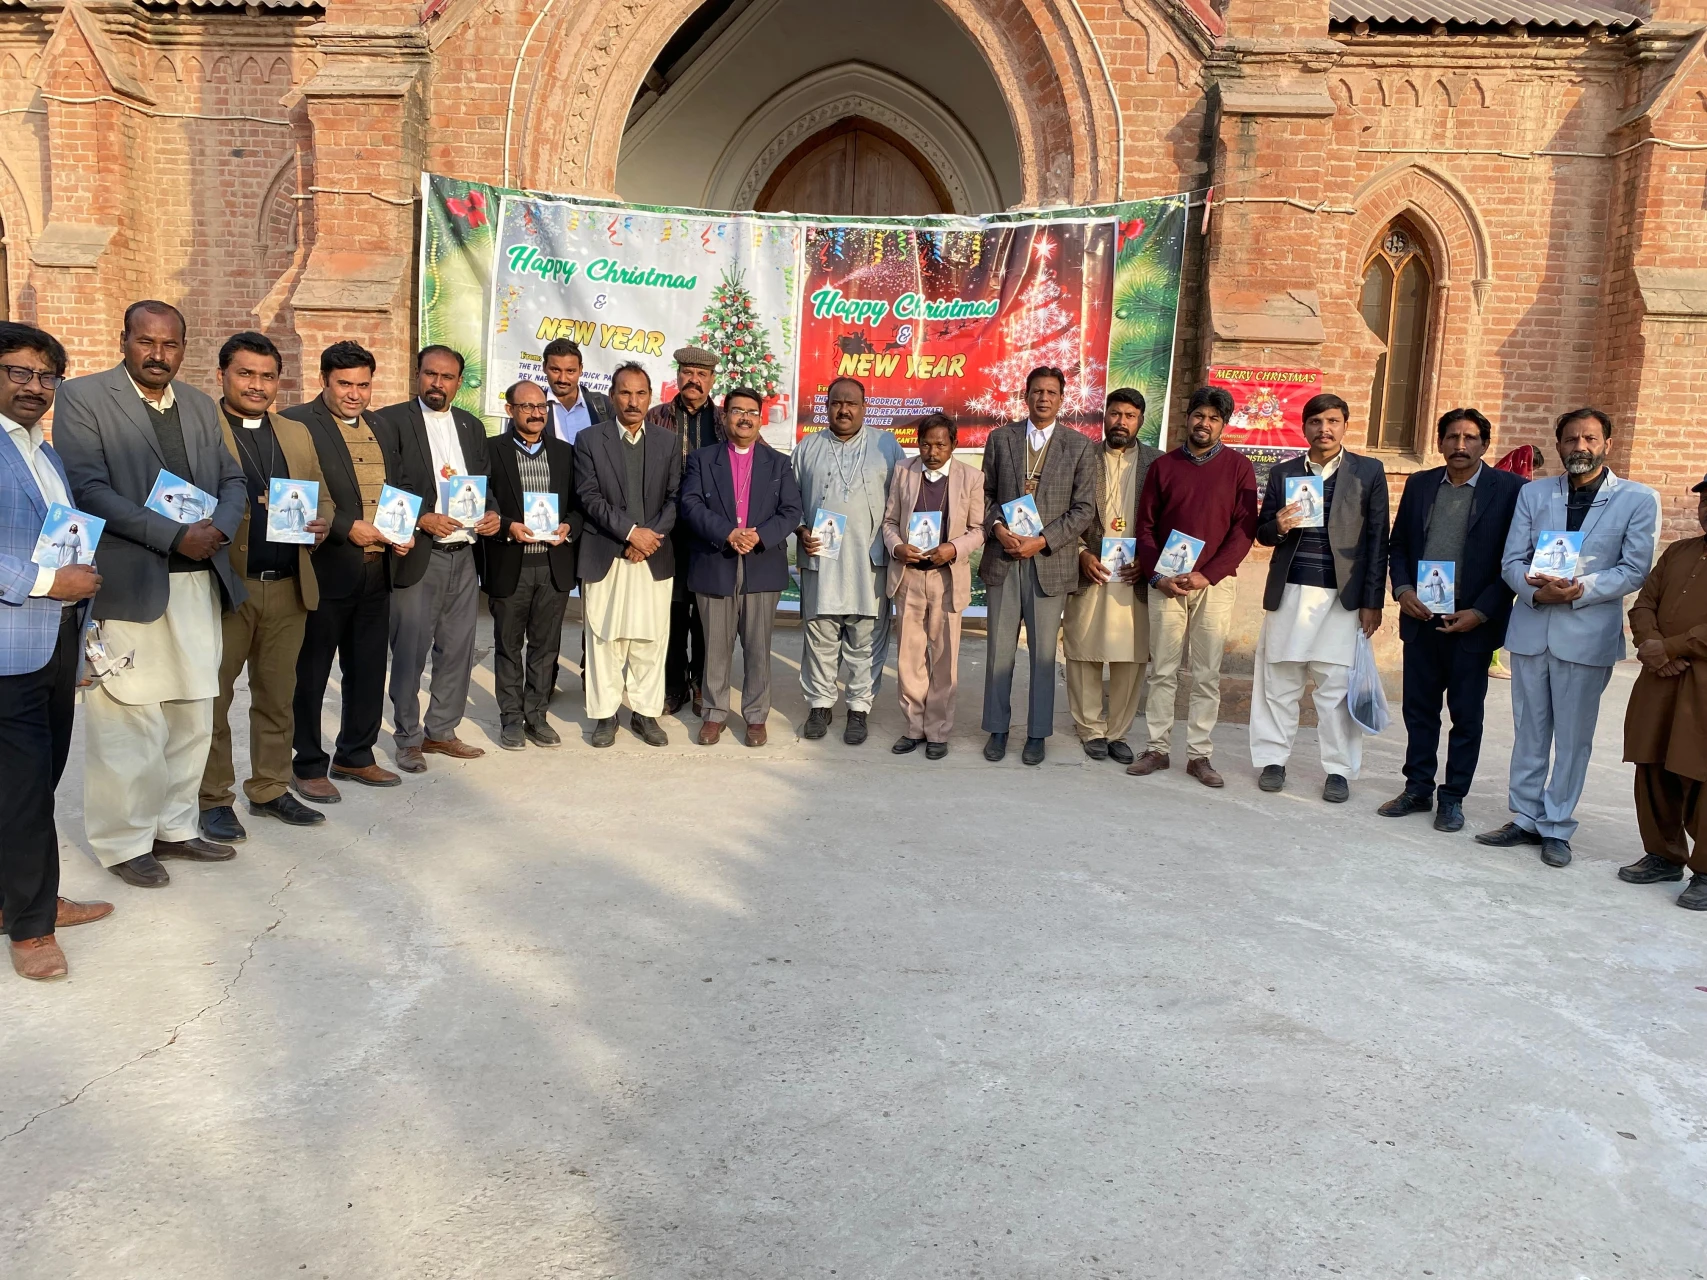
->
xmin=693 ymin=267 xmax=784 ymax=399
xmin=969 ymin=233 xmax=1103 ymax=424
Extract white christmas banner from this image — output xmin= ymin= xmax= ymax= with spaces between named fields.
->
xmin=486 ymin=197 xmax=803 ymax=444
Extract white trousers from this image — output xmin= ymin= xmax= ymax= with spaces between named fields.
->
xmin=584 ymin=631 xmax=667 ymax=720
xmin=1248 ymin=631 xmax=1362 ymax=778
xmin=84 ymin=688 xmax=213 ymax=866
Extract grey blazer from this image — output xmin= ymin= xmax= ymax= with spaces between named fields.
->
xmin=1500 ymin=469 xmax=1661 ymax=668
xmin=979 ymin=421 xmax=1098 ymax=597
xmin=54 ymin=363 xmax=248 ymax=622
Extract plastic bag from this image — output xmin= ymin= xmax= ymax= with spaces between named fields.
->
xmin=1347 ymin=631 xmax=1390 ymax=735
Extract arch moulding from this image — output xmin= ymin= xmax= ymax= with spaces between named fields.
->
xmin=1350 ymin=160 xmax=1494 ymax=309
xmin=513 ymin=0 xmax=1121 ymax=209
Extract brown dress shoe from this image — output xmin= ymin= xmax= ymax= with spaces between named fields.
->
xmin=0 ymin=897 xmax=113 ymax=932
xmin=11 ymin=935 xmax=67 ymax=981
xmin=332 ymin=762 xmax=404 ymax=787
xmin=424 ymin=735 xmax=485 ymax=759
xmin=1186 ymin=757 xmax=1225 ymax=788
xmin=1125 ymin=750 xmax=1171 ymax=777
xmin=153 ymin=837 xmax=237 ymax=862
xmin=292 ymin=773 xmax=342 ymax=804
xmin=697 ymin=720 xmax=723 ymax=746
xmin=745 ymin=722 xmax=768 ymax=748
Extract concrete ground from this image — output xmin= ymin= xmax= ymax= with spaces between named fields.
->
xmin=4 ymin=618 xmax=1705 ymax=1280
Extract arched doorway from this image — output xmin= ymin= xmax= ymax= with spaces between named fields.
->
xmin=1359 ymin=217 xmax=1434 ymax=453
xmin=755 ymin=117 xmax=951 ymax=217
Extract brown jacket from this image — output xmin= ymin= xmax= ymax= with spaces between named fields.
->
xmin=881 ymin=456 xmax=985 ymax=613
xmin=219 ymin=408 xmax=335 ymax=611
xmin=1625 ymin=534 xmax=1707 ymax=781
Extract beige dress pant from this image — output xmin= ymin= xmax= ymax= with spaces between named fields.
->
xmin=1248 ymin=647 xmax=1361 ymax=778
xmin=1066 ymin=660 xmax=1147 ymax=743
xmin=1142 ymin=575 xmax=1237 ymax=761
xmin=583 ymin=558 xmax=672 ymax=720
xmin=893 ymin=565 xmax=961 ymax=742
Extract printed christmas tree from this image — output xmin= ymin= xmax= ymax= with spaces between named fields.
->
xmin=693 ymin=267 xmax=784 ymax=399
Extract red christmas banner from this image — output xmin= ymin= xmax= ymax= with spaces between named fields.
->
xmin=1209 ymin=365 xmax=1320 ymax=487
xmin=795 ymin=222 xmax=1115 ymax=448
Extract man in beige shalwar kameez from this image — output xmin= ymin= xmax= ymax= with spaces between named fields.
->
xmin=1064 ymin=390 xmax=1164 ymax=765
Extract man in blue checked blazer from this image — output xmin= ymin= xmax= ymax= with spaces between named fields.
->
xmin=0 ymin=322 xmax=113 ymax=982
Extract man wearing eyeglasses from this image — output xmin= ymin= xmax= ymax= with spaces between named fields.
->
xmin=481 ymin=381 xmax=579 ymax=750
xmin=55 ymin=300 xmax=250 ymax=891
xmin=0 ymin=323 xmax=112 ymax=979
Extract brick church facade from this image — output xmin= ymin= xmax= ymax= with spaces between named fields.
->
xmin=0 ymin=0 xmax=1703 ymax=539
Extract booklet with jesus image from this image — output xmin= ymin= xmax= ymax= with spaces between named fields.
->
xmin=908 ymin=510 xmax=942 ymax=552
xmin=439 ymin=474 xmax=488 ymax=528
xmin=144 ymin=470 xmax=217 ymax=524
xmin=265 ymin=478 xmax=319 ymax=545
xmin=1284 ymin=475 xmax=1325 ymax=528
xmin=1100 ymin=537 xmax=1137 ymax=575
xmin=32 ymin=503 xmax=104 ymax=569
xmin=1155 ymin=529 xmax=1206 ymax=578
xmin=811 ymin=508 xmax=847 ymax=561
xmin=1531 ymin=530 xmax=1583 ymax=580
xmin=1001 ymin=494 xmax=1043 ymax=538
xmin=523 ymin=491 xmax=562 ymax=543
xmin=1416 ymin=559 xmax=1456 ymax=615
xmin=374 ymin=485 xmax=422 ymax=545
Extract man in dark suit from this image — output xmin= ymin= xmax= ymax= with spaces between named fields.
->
xmin=978 ymin=365 xmax=1098 ymax=766
xmin=680 ymin=386 xmax=803 ymax=748
xmin=542 ymin=337 xmax=611 ymax=446
xmin=483 ymin=380 xmax=578 ymax=751
xmin=285 ymin=340 xmax=420 ymax=802
xmin=1248 ymin=392 xmax=1389 ymax=802
xmin=376 ymin=345 xmax=499 ymax=772
xmin=1380 ymin=409 xmax=1524 ymax=831
xmin=0 ymin=322 xmax=111 ymax=978
xmin=55 ymin=300 xmax=250 ymax=888
xmin=575 ymin=361 xmax=681 ymax=748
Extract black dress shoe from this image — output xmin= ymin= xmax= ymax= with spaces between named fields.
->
xmin=499 ymin=724 xmax=527 ymax=751
xmin=925 ymin=741 xmax=948 ymax=760
xmin=1322 ymin=774 xmax=1350 ymax=804
xmin=1082 ymin=737 xmax=1109 ymax=761
xmin=1022 ymin=737 xmax=1046 ymax=766
xmin=630 ymin=713 xmax=669 ymax=747
xmin=109 ymin=852 xmax=169 ymax=887
xmin=1434 ymin=799 xmax=1465 ymax=833
xmin=1474 ymin=822 xmax=1544 ymax=847
xmin=590 ymin=717 xmax=617 ymax=748
xmin=1618 ymin=852 xmax=1686 ymax=884
xmin=525 ymin=722 xmax=562 ymax=748
xmin=984 ymin=732 xmax=1008 ymax=762
xmin=1540 ymin=837 xmax=1572 ymax=867
xmin=1378 ymin=791 xmax=1432 ymax=818
xmin=250 ymin=793 xmax=327 ymax=826
xmin=199 ymin=805 xmax=247 ymax=844
xmin=803 ymin=707 xmax=832 ymax=740
xmin=843 ymin=710 xmax=869 ymax=746
xmin=892 ymin=735 xmax=923 ymax=754
xmin=1678 ymin=874 xmax=1707 ymax=910
xmin=1258 ymin=764 xmax=1286 ymax=792
xmin=663 ymin=689 xmax=689 ymax=716
xmin=1107 ymin=741 xmax=1134 ymax=766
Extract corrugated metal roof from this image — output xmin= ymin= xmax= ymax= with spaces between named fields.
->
xmin=1332 ymin=0 xmax=1645 ymax=27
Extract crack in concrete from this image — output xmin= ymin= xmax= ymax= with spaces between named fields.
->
xmin=0 ymin=797 xmax=404 ymax=1146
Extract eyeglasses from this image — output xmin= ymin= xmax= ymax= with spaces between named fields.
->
xmin=725 ymin=407 xmax=761 ymax=422
xmin=512 ymin=404 xmax=549 ymax=417
xmin=0 ymin=364 xmax=63 ymax=389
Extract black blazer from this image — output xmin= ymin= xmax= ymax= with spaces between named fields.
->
xmin=573 ymin=420 xmax=681 ymax=585
xmin=283 ymin=395 xmax=418 ymax=601
xmin=1257 ymin=450 xmax=1390 ymax=613
xmin=1388 ymin=463 xmax=1525 ymax=652
xmin=375 ymin=399 xmax=492 ymax=590
xmin=481 ymin=431 xmax=580 ymax=597
xmin=680 ymin=439 xmax=803 ymax=597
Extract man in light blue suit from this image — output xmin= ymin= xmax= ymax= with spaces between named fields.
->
xmin=0 ymin=323 xmax=111 ymax=981
xmin=1476 ymin=408 xmax=1661 ymax=867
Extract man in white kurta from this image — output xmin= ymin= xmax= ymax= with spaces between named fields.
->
xmin=1063 ymin=390 xmax=1163 ymax=764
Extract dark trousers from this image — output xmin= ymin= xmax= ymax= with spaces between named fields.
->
xmin=1 ymin=609 xmax=80 ymax=941
xmin=490 ymin=557 xmax=570 ymax=729
xmin=665 ymin=595 xmax=705 ymax=699
xmin=1634 ymin=763 xmax=1707 ymax=875
xmin=293 ymin=556 xmax=390 ymax=778
xmin=1401 ymin=626 xmax=1491 ymax=803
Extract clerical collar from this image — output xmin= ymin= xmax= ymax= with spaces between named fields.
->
xmin=731 ymin=443 xmax=752 ymax=454
xmin=224 ymin=404 xmax=264 ymax=430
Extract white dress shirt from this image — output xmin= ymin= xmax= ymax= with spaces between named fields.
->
xmin=420 ymin=399 xmax=473 ymax=546
xmin=125 ymin=371 xmax=176 ymax=411
xmin=4 ymin=411 xmax=72 ymax=596
xmin=922 ymin=462 xmax=950 ymax=483
xmin=1025 ymin=420 xmax=1055 ymax=453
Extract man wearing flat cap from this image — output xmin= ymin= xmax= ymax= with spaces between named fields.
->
xmin=646 ymin=346 xmax=725 ymax=717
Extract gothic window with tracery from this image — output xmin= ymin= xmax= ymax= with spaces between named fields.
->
xmin=1359 ymin=218 xmax=1432 ymax=452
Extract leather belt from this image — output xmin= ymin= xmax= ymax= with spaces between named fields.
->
xmin=253 ymin=570 xmax=296 ymax=582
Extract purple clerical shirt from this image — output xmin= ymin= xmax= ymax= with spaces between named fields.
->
xmin=730 ymin=443 xmax=754 ymax=526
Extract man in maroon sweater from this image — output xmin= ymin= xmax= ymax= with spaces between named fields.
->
xmin=1128 ymin=386 xmax=1259 ymax=786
